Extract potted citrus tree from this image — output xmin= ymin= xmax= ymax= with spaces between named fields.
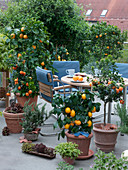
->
xmin=4 ymin=18 xmax=53 ymax=106
xmin=51 ymin=89 xmax=101 ymax=159
xmin=55 ymin=142 xmax=81 ymax=165
xmin=90 ymin=55 xmax=124 ymax=152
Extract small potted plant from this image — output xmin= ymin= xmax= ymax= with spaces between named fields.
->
xmin=20 ymin=100 xmax=50 ymax=141
xmin=55 ymin=142 xmax=81 ymax=165
xmin=90 ymin=55 xmax=124 ymax=152
xmin=90 ymin=150 xmax=128 ymax=170
xmin=3 ymin=102 xmax=24 ymax=133
xmin=51 ymin=89 xmax=101 ymax=159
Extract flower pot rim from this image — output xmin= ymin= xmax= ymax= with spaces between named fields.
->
xmin=3 ymin=110 xmax=24 ymax=118
xmin=65 ymin=131 xmax=93 ymax=139
xmin=93 ymin=123 xmax=119 ymax=133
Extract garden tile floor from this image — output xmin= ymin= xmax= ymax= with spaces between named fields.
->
xmin=0 ymin=96 xmax=128 ymax=170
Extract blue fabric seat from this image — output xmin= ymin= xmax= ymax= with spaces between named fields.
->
xmin=52 ymin=61 xmax=80 ymax=92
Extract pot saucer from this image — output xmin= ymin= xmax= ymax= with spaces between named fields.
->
xmin=76 ymin=149 xmax=94 ymax=160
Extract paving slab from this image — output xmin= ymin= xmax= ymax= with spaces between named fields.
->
xmin=0 ymin=96 xmax=128 ymax=170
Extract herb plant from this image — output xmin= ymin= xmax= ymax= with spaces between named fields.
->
xmin=55 ymin=142 xmax=81 ymax=159
xmin=90 ymin=150 xmax=128 ymax=170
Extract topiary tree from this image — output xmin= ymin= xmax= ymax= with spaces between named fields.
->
xmin=5 ymin=18 xmax=53 ymax=97
xmin=87 ymin=22 xmax=127 ymax=62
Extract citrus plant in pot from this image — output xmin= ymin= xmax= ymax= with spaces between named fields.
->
xmin=55 ymin=142 xmax=81 ymax=165
xmin=51 ymin=89 xmax=101 ymax=159
xmin=20 ymin=100 xmax=50 ymax=141
xmin=4 ymin=18 xmax=53 ymax=107
xmin=90 ymin=55 xmax=124 ymax=152
xmin=3 ymin=102 xmax=24 ymax=133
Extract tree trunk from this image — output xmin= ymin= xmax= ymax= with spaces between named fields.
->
xmin=104 ymin=102 xmax=107 ymax=126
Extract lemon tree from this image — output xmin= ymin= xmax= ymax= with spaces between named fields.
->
xmin=51 ymin=89 xmax=101 ymax=139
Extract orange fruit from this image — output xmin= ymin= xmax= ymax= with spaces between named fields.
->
xmin=22 ymin=60 xmax=25 ymax=64
xmin=73 ymin=76 xmax=79 ymax=81
xmin=105 ymin=53 xmax=108 ymax=56
xmin=99 ymin=34 xmax=102 ymax=37
xmin=88 ymin=50 xmax=91 ymax=53
xmin=78 ymin=76 xmax=83 ymax=81
xmin=23 ymin=72 xmax=26 ymax=76
xmin=70 ymin=110 xmax=75 ymax=117
xmin=20 ymin=71 xmax=24 ymax=75
xmin=41 ymin=62 xmax=45 ymax=66
xmin=89 ymin=83 xmax=92 ymax=87
xmin=18 ymin=86 xmax=21 ymax=90
xmin=112 ymin=86 xmax=116 ymax=89
xmin=75 ymin=120 xmax=81 ymax=126
xmin=64 ymin=124 xmax=70 ymax=129
xmin=116 ymin=88 xmax=119 ymax=94
xmin=21 ymin=27 xmax=25 ymax=32
xmin=88 ymin=112 xmax=92 ymax=117
xmin=39 ymin=40 xmax=43 ymax=43
xmin=13 ymin=67 xmax=17 ymax=70
xmin=87 ymin=120 xmax=92 ymax=127
xmin=105 ymin=33 xmax=107 ymax=35
xmin=26 ymin=92 xmax=29 ymax=96
xmin=70 ymin=122 xmax=74 ymax=126
xmin=117 ymin=41 xmax=120 ymax=44
xmin=6 ymin=93 xmax=10 ymax=96
xmin=26 ymin=83 xmax=29 ymax=86
xmin=120 ymin=100 xmax=124 ymax=104
xmin=19 ymin=34 xmax=23 ymax=38
xmin=28 ymin=90 xmax=32 ymax=94
xmin=17 ymin=53 xmax=22 ymax=57
xmin=119 ymin=86 xmax=123 ymax=91
xmin=92 ymin=106 xmax=96 ymax=113
xmin=65 ymin=107 xmax=71 ymax=114
xmin=113 ymin=32 xmax=115 ymax=34
xmin=14 ymin=78 xmax=18 ymax=82
xmin=107 ymin=46 xmax=109 ymax=49
xmin=32 ymin=45 xmax=36 ymax=49
xmin=108 ymin=81 xmax=111 ymax=85
xmin=29 ymin=77 xmax=32 ymax=80
xmin=11 ymin=33 xmax=15 ymax=39
xmin=15 ymin=82 xmax=18 ymax=85
xmin=44 ymin=67 xmax=47 ymax=70
xmin=23 ymin=35 xmax=28 ymax=39
xmin=82 ymin=94 xmax=86 ymax=100
xmin=96 ymin=35 xmax=98 ymax=38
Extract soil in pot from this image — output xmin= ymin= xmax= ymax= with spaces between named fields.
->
xmin=65 ymin=131 xmax=93 ymax=159
xmin=93 ymin=123 xmax=119 ymax=152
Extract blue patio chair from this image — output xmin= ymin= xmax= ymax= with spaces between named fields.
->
xmin=52 ymin=61 xmax=80 ymax=92
xmin=36 ymin=67 xmax=75 ymax=135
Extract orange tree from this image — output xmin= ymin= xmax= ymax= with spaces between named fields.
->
xmin=90 ymin=55 xmax=124 ymax=126
xmin=87 ymin=22 xmax=127 ymax=62
xmin=5 ymin=18 xmax=53 ymax=97
xmin=51 ymin=89 xmax=100 ymax=139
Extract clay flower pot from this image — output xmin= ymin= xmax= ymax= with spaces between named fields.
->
xmin=62 ymin=157 xmax=75 ymax=165
xmin=65 ymin=131 xmax=93 ymax=159
xmin=3 ymin=111 xmax=24 ymax=133
xmin=93 ymin=123 xmax=119 ymax=152
xmin=16 ymin=95 xmax=38 ymax=108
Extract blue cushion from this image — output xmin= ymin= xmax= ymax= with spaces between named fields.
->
xmin=52 ymin=61 xmax=80 ymax=87
xmin=36 ymin=67 xmax=54 ymax=103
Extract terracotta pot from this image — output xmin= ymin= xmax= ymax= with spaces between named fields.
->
xmin=93 ymin=123 xmax=119 ymax=152
xmin=16 ymin=96 xmax=38 ymax=108
xmin=65 ymin=131 xmax=93 ymax=159
xmin=24 ymin=132 xmax=39 ymax=141
xmin=62 ymin=156 xmax=75 ymax=165
xmin=3 ymin=111 xmax=24 ymax=133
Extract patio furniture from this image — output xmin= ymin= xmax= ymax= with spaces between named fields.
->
xmin=36 ymin=67 xmax=75 ymax=135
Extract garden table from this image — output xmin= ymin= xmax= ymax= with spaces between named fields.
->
xmin=61 ymin=74 xmax=128 ymax=123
